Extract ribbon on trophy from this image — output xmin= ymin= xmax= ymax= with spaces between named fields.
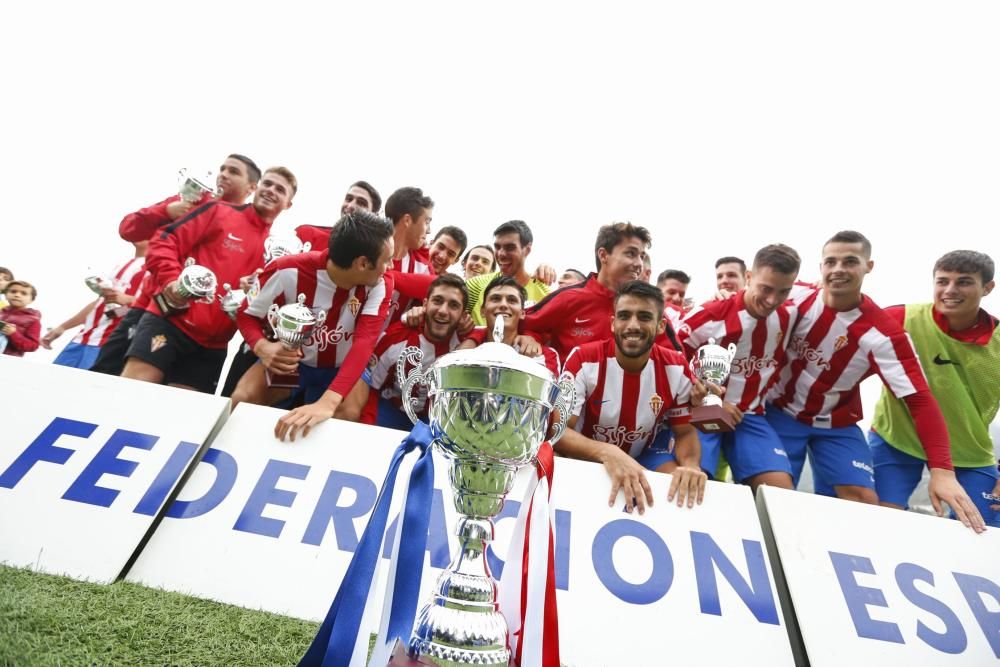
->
xmin=498 ymin=441 xmax=560 ymax=667
xmin=299 ymin=421 xmax=435 ymax=667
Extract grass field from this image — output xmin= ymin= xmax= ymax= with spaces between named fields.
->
xmin=0 ymin=564 xmax=321 ymax=666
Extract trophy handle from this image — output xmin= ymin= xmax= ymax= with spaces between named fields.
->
xmin=314 ymin=309 xmax=327 ymax=328
xmin=397 ymin=345 xmax=427 ymax=425
xmin=267 ymin=303 xmax=280 ymax=338
xmin=548 ymin=377 xmax=577 ymax=444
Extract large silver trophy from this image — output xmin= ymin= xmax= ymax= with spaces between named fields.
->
xmin=265 ymin=294 xmax=326 ymax=388
xmin=690 ymin=337 xmax=738 ymax=433
xmin=394 ymin=316 xmax=575 ymax=665
xmin=153 ymin=258 xmax=218 ymax=315
xmin=177 ymin=168 xmax=216 ymax=203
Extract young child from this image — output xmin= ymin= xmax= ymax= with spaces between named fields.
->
xmin=1 ymin=280 xmax=42 ymax=357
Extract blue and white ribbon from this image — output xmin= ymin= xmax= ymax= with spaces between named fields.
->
xmin=299 ymin=421 xmax=435 ymax=667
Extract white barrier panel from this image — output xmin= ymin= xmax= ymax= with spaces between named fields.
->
xmin=0 ymin=356 xmax=229 ymax=582
xmin=129 ymin=403 xmax=794 ymax=666
xmin=757 ymin=486 xmax=1000 ymax=666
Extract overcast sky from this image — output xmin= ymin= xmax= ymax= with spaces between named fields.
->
xmin=4 ymin=1 xmax=998 ymax=373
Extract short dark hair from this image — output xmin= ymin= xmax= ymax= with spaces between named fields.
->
xmin=825 ymin=230 xmax=872 ymax=257
xmin=493 ymin=220 xmax=533 ymax=247
xmin=715 ymin=256 xmax=746 ymax=272
xmin=934 ymin=250 xmax=995 ymax=284
xmin=327 ymin=210 xmax=394 ymax=270
xmin=434 ymin=225 xmax=468 ymax=256
xmin=615 ymin=280 xmax=665 ymax=319
xmin=656 ymin=269 xmax=690 ymax=285
xmin=385 ymin=187 xmax=434 ymax=225
xmin=462 ymin=244 xmax=496 ymax=271
xmin=594 ymin=222 xmax=652 ymax=271
xmin=0 ymin=267 xmax=12 ymax=281
xmin=563 ymin=268 xmax=587 ymax=282
xmin=427 ymin=273 xmax=468 ymax=308
xmin=4 ymin=279 xmax=37 ymax=300
xmin=350 ymin=180 xmax=382 ymax=213
xmin=752 ymin=244 xmax=800 ymax=275
xmin=483 ymin=274 xmax=527 ymax=307
xmin=228 ymin=154 xmax=261 ymax=183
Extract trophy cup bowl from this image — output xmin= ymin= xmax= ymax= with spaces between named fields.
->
xmin=177 ymin=167 xmax=216 ymax=203
xmin=395 ymin=319 xmax=575 ymax=666
xmin=264 ymin=294 xmax=326 ymax=388
xmin=153 ymin=259 xmax=217 ymax=315
xmin=691 ymin=337 xmax=738 ymax=433
xmin=84 ymin=275 xmax=114 ymax=295
xmin=263 ymin=236 xmax=311 ymax=264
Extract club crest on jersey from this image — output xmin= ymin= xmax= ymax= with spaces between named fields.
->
xmin=150 ymin=334 xmax=167 ymax=353
xmin=649 ymin=394 xmax=663 ymax=414
xmin=833 ymin=335 xmax=848 ymax=351
xmin=774 ymin=330 xmax=784 ymax=347
xmin=347 ymin=296 xmax=362 ymax=317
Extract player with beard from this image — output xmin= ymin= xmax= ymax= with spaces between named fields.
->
xmin=354 ymin=274 xmax=467 ymax=429
xmin=234 ymin=210 xmax=394 ymax=440
xmin=649 ymin=244 xmax=801 ymax=490
xmin=523 ymin=222 xmax=682 ymax=363
xmin=294 ymin=181 xmax=382 ymax=249
xmin=557 ymin=281 xmax=706 ymax=514
xmin=865 ymin=250 xmax=999 ymax=527
xmin=766 ymin=231 xmax=985 ymax=532
xmin=92 ymin=154 xmax=260 ymax=377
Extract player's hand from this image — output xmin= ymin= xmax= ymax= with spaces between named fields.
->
xmin=928 ymin=468 xmax=986 ymax=534
xmin=40 ymin=326 xmax=64 ymax=349
xmin=402 ymin=306 xmax=425 ymax=328
xmin=532 ymin=263 xmax=557 ymax=286
xmin=690 ymin=379 xmax=724 ymax=407
xmin=1 ymin=323 xmax=16 ymax=336
xmin=713 ymin=289 xmax=735 ymax=301
xmin=989 ymin=478 xmax=1000 ymax=512
xmin=598 ymin=446 xmax=654 ymax=515
xmin=456 ymin=312 xmax=475 ymax=336
xmin=253 ymin=339 xmax=301 ymax=375
xmin=514 ymin=335 xmax=541 ymax=357
xmin=275 ymin=390 xmax=343 ymax=441
xmin=160 ymin=280 xmax=189 ymax=309
xmin=166 ymin=199 xmax=195 ymax=220
xmin=100 ymin=288 xmax=131 ymax=306
xmin=721 ymin=402 xmax=744 ymax=425
xmin=667 ymin=465 xmax=708 ymax=508
xmin=239 ymin=269 xmax=262 ymax=292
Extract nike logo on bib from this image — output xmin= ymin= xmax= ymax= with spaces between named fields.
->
xmin=933 ymin=354 xmax=959 ymax=366
xmin=228 ymin=233 xmax=243 ymax=241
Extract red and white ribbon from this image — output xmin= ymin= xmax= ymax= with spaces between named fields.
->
xmin=498 ymin=441 xmax=561 ymax=666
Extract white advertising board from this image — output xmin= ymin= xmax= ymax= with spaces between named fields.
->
xmin=0 ymin=356 xmax=229 ymax=582
xmin=129 ymin=403 xmax=794 ymax=666
xmin=757 ymin=485 xmax=1000 ymax=666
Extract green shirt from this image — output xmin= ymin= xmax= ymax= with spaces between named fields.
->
xmin=871 ymin=303 xmax=1000 ymax=468
xmin=465 ymin=271 xmax=551 ymax=325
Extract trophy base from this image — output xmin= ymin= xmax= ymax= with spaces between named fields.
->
xmin=265 ymin=368 xmax=300 ymax=389
xmin=692 ymin=404 xmax=736 ymax=433
xmin=386 ymin=640 xmax=519 ymax=667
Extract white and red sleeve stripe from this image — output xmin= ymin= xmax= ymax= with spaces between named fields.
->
xmin=75 ymin=257 xmax=146 ymax=347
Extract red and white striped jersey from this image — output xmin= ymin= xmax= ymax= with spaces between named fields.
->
xmin=767 ymin=288 xmax=930 ymax=428
xmin=562 ymin=338 xmax=694 ymax=458
xmin=237 ymin=249 xmax=391 ymax=397
xmin=74 ymin=257 xmax=146 ymax=347
xmin=386 ymin=250 xmax=431 ymax=327
xmin=367 ymin=322 xmax=461 ymax=414
xmin=677 ymin=291 xmax=793 ymax=414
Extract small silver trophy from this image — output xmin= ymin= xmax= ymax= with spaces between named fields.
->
xmin=84 ymin=274 xmax=115 ymax=295
xmin=263 ymin=236 xmax=312 ymax=264
xmin=690 ymin=337 xmax=738 ymax=432
xmin=219 ymin=283 xmax=246 ymax=320
xmin=394 ymin=315 xmax=575 ymax=665
xmin=153 ymin=258 xmax=218 ymax=315
xmin=177 ymin=168 xmax=216 ymax=203
xmin=264 ymin=294 xmax=327 ymax=388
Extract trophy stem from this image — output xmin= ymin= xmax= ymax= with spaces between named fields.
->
xmin=408 ymin=462 xmax=514 ymax=665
